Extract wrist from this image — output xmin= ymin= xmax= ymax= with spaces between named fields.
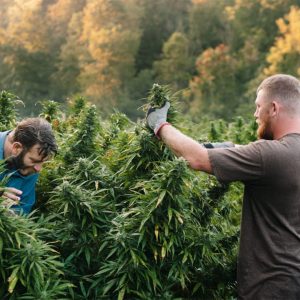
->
xmin=154 ymin=122 xmax=171 ymax=138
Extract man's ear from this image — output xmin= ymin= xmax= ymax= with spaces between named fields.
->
xmin=11 ymin=142 xmax=23 ymax=156
xmin=271 ymin=101 xmax=280 ymax=117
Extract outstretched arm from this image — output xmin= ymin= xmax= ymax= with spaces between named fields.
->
xmin=146 ymin=101 xmax=238 ymax=174
xmin=158 ymin=124 xmax=212 ymax=173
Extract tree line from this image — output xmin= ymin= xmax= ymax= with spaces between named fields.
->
xmin=0 ymin=0 xmax=299 ymax=120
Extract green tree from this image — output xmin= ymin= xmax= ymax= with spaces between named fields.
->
xmin=77 ymin=0 xmax=141 ymax=113
xmin=0 ymin=0 xmax=58 ymax=114
xmin=188 ymin=0 xmax=232 ymax=55
xmin=226 ymin=0 xmax=298 ymax=52
xmin=135 ymin=0 xmax=190 ymax=72
xmin=154 ymin=32 xmax=193 ymax=90
xmin=224 ymin=0 xmax=300 ymax=117
xmin=52 ymin=12 xmax=84 ymax=99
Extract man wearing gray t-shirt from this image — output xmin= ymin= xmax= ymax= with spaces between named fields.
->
xmin=146 ymin=74 xmax=300 ymax=299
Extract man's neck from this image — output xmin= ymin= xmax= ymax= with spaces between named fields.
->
xmin=274 ymin=118 xmax=300 ymax=140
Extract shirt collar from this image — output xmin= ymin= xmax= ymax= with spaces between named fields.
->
xmin=0 ymin=130 xmax=11 ymax=160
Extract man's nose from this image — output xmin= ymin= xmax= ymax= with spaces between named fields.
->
xmin=33 ymin=164 xmax=42 ymax=172
xmin=254 ymin=109 xmax=258 ymax=118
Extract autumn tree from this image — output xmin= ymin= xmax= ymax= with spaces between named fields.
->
xmin=225 ymin=0 xmax=297 ymax=52
xmin=190 ymin=44 xmax=239 ymax=119
xmin=76 ymin=0 xmax=141 ymax=113
xmin=264 ymin=6 xmax=300 ymax=76
xmin=0 ymin=0 xmax=57 ymax=113
xmin=224 ymin=0 xmax=300 ymax=83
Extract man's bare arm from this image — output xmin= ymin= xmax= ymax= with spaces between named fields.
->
xmin=146 ymin=101 xmax=237 ymax=174
xmin=159 ymin=125 xmax=213 ymax=173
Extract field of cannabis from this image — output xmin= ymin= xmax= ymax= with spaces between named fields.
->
xmin=0 ymin=86 xmax=257 ymax=299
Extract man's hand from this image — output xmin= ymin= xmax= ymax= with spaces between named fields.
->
xmin=146 ymin=101 xmax=171 ymax=135
xmin=0 ymin=187 xmax=22 ymax=208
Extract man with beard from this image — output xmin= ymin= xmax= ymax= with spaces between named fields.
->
xmin=0 ymin=117 xmax=57 ymax=214
xmin=146 ymin=74 xmax=300 ymax=299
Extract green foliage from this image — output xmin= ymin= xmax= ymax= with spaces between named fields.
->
xmin=102 ymin=111 xmax=132 ymax=150
xmin=64 ymin=105 xmax=100 ymax=164
xmin=188 ymin=0 xmax=230 ymax=54
xmin=1 ymin=82 xmax=260 ymax=299
xmin=208 ymin=117 xmax=257 ymax=144
xmin=147 ymin=84 xmax=179 ymax=124
xmin=135 ymin=0 xmax=190 ymax=73
xmin=0 ymin=48 xmax=58 ymax=115
xmin=0 ymin=91 xmax=22 ymax=131
xmin=69 ymin=96 xmax=87 ymax=117
xmin=1 ymin=0 xmax=298 ymax=296
xmin=38 ymin=100 xmax=61 ymax=123
xmin=37 ymin=155 xmax=117 ymax=298
xmin=1 ymin=0 xmax=299 ymax=120
xmin=0 ymin=209 xmax=71 ymax=298
xmin=153 ymin=32 xmax=193 ymax=90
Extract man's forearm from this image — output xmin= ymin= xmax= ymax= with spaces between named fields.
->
xmin=159 ymin=125 xmax=213 ymax=173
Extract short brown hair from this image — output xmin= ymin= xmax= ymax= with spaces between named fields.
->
xmin=13 ymin=118 xmax=58 ymax=158
xmin=257 ymin=74 xmax=300 ymax=114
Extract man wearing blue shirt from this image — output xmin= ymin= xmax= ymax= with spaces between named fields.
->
xmin=0 ymin=117 xmax=57 ymax=214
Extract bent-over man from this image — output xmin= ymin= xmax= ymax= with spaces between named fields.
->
xmin=0 ymin=117 xmax=57 ymax=214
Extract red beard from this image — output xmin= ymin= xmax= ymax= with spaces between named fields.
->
xmin=257 ymin=118 xmax=273 ymax=140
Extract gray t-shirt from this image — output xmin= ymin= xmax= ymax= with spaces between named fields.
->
xmin=208 ymin=133 xmax=300 ymax=300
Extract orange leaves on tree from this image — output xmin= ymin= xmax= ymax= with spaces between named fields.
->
xmin=264 ymin=6 xmax=300 ymax=76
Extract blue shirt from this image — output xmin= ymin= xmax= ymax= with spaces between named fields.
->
xmin=0 ymin=131 xmax=39 ymax=214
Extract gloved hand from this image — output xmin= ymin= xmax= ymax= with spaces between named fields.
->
xmin=146 ymin=101 xmax=171 ymax=136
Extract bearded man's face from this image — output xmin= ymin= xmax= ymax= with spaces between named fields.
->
xmin=254 ymin=90 xmax=274 ymax=140
xmin=6 ymin=149 xmax=26 ymax=171
xmin=6 ymin=144 xmax=48 ymax=176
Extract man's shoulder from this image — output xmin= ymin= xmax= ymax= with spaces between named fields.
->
xmin=248 ymin=136 xmax=300 ymax=168
xmin=0 ymin=130 xmax=10 ymax=135
xmin=0 ymin=130 xmax=11 ymax=141
xmin=253 ymin=134 xmax=300 ymax=151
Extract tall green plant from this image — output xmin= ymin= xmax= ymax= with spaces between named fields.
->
xmin=64 ymin=105 xmax=100 ymax=164
xmin=32 ymin=84 xmax=246 ymax=299
xmin=88 ymin=84 xmax=239 ymax=299
xmin=0 ymin=207 xmax=71 ymax=298
xmin=0 ymin=91 xmax=22 ymax=130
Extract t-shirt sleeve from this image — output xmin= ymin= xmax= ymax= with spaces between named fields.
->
xmin=207 ymin=142 xmax=264 ymax=183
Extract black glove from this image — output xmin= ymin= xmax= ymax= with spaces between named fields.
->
xmin=202 ymin=142 xmax=235 ymax=149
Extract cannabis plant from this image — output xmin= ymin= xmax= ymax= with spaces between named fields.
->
xmin=0 ymin=203 xmax=70 ymax=298
xmin=0 ymin=91 xmax=22 ymax=130
xmin=86 ymin=84 xmax=240 ymax=299
xmin=31 ymin=84 xmax=252 ymax=299
xmin=64 ymin=105 xmax=101 ymax=164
